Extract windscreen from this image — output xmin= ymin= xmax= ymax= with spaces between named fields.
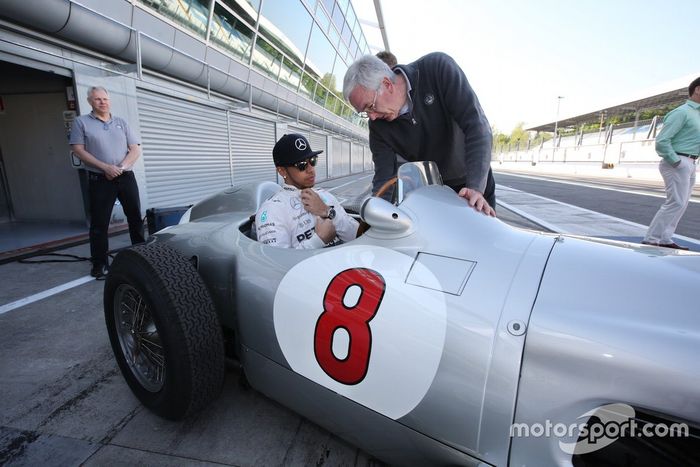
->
xmin=396 ymin=161 xmax=443 ymax=202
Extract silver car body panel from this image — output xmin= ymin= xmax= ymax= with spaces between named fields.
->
xmin=150 ymin=162 xmax=699 ymax=465
xmin=510 ymin=236 xmax=700 ymax=464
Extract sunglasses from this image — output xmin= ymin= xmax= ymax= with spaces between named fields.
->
xmin=291 ymin=156 xmax=318 ymax=171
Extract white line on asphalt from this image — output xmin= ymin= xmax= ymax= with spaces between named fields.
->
xmin=325 ymin=174 xmax=373 ymax=192
xmin=2 ymin=175 xmax=372 ymax=316
xmin=497 ymin=185 xmax=700 ymax=245
xmin=498 ymin=171 xmax=700 ymax=204
xmin=496 ymin=200 xmax=572 ymax=234
xmin=0 ymin=275 xmax=95 ymax=315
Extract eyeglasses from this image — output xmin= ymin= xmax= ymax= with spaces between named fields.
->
xmin=357 ymin=89 xmax=378 ymax=118
xmin=291 ymin=156 xmax=318 ymax=171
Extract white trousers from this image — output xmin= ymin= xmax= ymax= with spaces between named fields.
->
xmin=644 ymin=157 xmax=697 ymax=243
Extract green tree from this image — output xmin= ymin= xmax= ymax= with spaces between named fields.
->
xmin=320 ymin=73 xmax=337 ymax=93
xmin=492 ymin=128 xmax=509 ymax=153
xmin=509 ymin=123 xmax=529 ymax=150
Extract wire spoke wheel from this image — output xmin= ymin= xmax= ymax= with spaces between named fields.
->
xmin=104 ymin=243 xmax=225 ymax=420
xmin=114 ymin=283 xmax=164 ymax=392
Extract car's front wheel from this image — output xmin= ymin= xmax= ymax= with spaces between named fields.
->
xmin=104 ymin=243 xmax=225 ymax=420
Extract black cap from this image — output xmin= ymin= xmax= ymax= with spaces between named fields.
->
xmin=273 ymin=133 xmax=323 ymax=166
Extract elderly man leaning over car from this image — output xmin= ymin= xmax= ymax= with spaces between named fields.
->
xmin=256 ymin=134 xmax=359 ymax=248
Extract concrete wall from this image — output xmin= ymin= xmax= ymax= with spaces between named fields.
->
xmin=497 ymin=139 xmax=659 ymax=166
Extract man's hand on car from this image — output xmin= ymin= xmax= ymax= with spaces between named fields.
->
xmin=458 ymin=188 xmax=496 ymax=217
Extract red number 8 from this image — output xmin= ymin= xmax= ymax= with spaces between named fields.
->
xmin=314 ymin=268 xmax=386 ymax=385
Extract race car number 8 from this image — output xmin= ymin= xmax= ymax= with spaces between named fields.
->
xmin=314 ymin=268 xmax=386 ymax=385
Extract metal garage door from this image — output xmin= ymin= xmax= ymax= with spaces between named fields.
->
xmin=330 ymin=137 xmax=351 ymax=177
xmin=330 ymin=137 xmax=342 ymax=178
xmin=288 ymin=126 xmax=308 ymax=137
xmin=364 ymin=146 xmax=374 ymax=171
xmin=351 ymin=142 xmax=364 ymax=173
xmin=309 ymin=132 xmax=328 ymax=181
xmin=137 ymin=89 xmax=231 ymax=208
xmin=340 ymin=139 xmax=351 ymax=176
xmin=229 ymin=112 xmax=276 ymax=185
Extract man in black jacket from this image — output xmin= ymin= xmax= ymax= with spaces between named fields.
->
xmin=343 ymin=53 xmax=495 ymax=216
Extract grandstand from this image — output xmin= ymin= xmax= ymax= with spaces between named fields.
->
xmin=497 ymin=74 xmax=698 ymax=167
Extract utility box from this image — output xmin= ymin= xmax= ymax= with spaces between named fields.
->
xmin=146 ymin=206 xmax=191 ymax=235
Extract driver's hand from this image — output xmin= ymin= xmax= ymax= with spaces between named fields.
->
xmin=458 ymin=188 xmax=496 ymax=217
xmin=315 ymin=217 xmax=336 ymax=243
xmin=301 ymin=189 xmax=328 ymax=216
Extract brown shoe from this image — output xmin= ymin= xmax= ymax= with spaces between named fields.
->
xmin=658 ymin=242 xmax=689 ymax=251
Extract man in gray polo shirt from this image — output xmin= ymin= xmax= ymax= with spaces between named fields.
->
xmin=70 ymin=86 xmax=145 ymax=278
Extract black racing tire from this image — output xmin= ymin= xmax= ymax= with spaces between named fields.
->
xmin=104 ymin=242 xmax=225 ymax=420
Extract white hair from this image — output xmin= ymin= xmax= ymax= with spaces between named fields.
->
xmin=87 ymin=86 xmax=109 ymax=98
xmin=343 ymin=55 xmax=395 ymax=101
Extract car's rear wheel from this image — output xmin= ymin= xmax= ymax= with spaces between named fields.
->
xmin=104 ymin=243 xmax=225 ymax=420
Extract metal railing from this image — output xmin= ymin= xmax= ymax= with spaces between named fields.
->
xmin=494 ymin=118 xmax=665 ymax=166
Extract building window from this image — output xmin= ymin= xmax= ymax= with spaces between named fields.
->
xmin=331 ymin=1 xmax=345 ymax=31
xmin=349 ymin=36 xmax=358 ymax=59
xmin=336 ymin=0 xmax=349 ymax=16
xmin=300 ymin=72 xmax=317 ymax=98
xmin=280 ymin=57 xmax=302 ymax=91
xmin=241 ymin=0 xmax=261 ymax=11
xmin=211 ymin=2 xmax=255 ymax=61
xmin=259 ymin=0 xmax=313 ymax=66
xmin=314 ymin=85 xmax=328 ymax=107
xmin=321 ymin=0 xmax=334 ymax=16
xmin=333 ymin=56 xmax=348 ymax=86
xmin=326 ymin=91 xmax=342 ymax=114
xmin=139 ymin=0 xmax=368 ymax=127
xmin=352 ymin=12 xmax=362 ymax=37
xmin=327 ymin=23 xmax=341 ymax=48
xmin=306 ymin=24 xmax=336 ymax=82
xmin=315 ymin=3 xmax=331 ymax=33
xmin=253 ymin=37 xmax=282 ymax=79
xmin=138 ymin=0 xmax=210 ymax=38
xmin=341 ymin=19 xmax=352 ymax=45
xmin=345 ymin=5 xmax=356 ymax=31
xmin=219 ymin=0 xmax=259 ymax=24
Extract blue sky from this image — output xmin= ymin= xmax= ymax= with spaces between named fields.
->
xmin=357 ymin=0 xmax=699 ymax=133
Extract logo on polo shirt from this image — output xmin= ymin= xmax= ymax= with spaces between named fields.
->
xmin=424 ymin=93 xmax=435 ymax=105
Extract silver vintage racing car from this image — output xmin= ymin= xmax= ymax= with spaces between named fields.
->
xmin=104 ymin=162 xmax=700 ymax=466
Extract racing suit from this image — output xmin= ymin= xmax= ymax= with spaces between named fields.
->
xmin=255 ymin=184 xmax=359 ymax=249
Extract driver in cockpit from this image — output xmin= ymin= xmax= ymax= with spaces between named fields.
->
xmin=256 ymin=134 xmax=359 ymax=249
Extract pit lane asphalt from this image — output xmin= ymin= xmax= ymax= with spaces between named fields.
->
xmin=0 ymin=173 xmax=573 ymax=466
xmin=0 ymin=174 xmax=386 ymax=467
xmin=0 ymin=231 xmax=388 ymax=467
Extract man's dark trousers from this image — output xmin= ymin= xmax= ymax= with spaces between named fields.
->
xmin=88 ymin=171 xmax=145 ymax=267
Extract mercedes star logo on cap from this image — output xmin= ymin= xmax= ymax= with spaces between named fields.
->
xmin=295 ymin=138 xmax=307 ymax=151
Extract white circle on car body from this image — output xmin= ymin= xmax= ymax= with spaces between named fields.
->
xmin=274 ymin=245 xmax=447 ymax=420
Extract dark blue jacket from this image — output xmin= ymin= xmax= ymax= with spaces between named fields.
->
xmin=369 ymin=52 xmax=492 ymax=193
